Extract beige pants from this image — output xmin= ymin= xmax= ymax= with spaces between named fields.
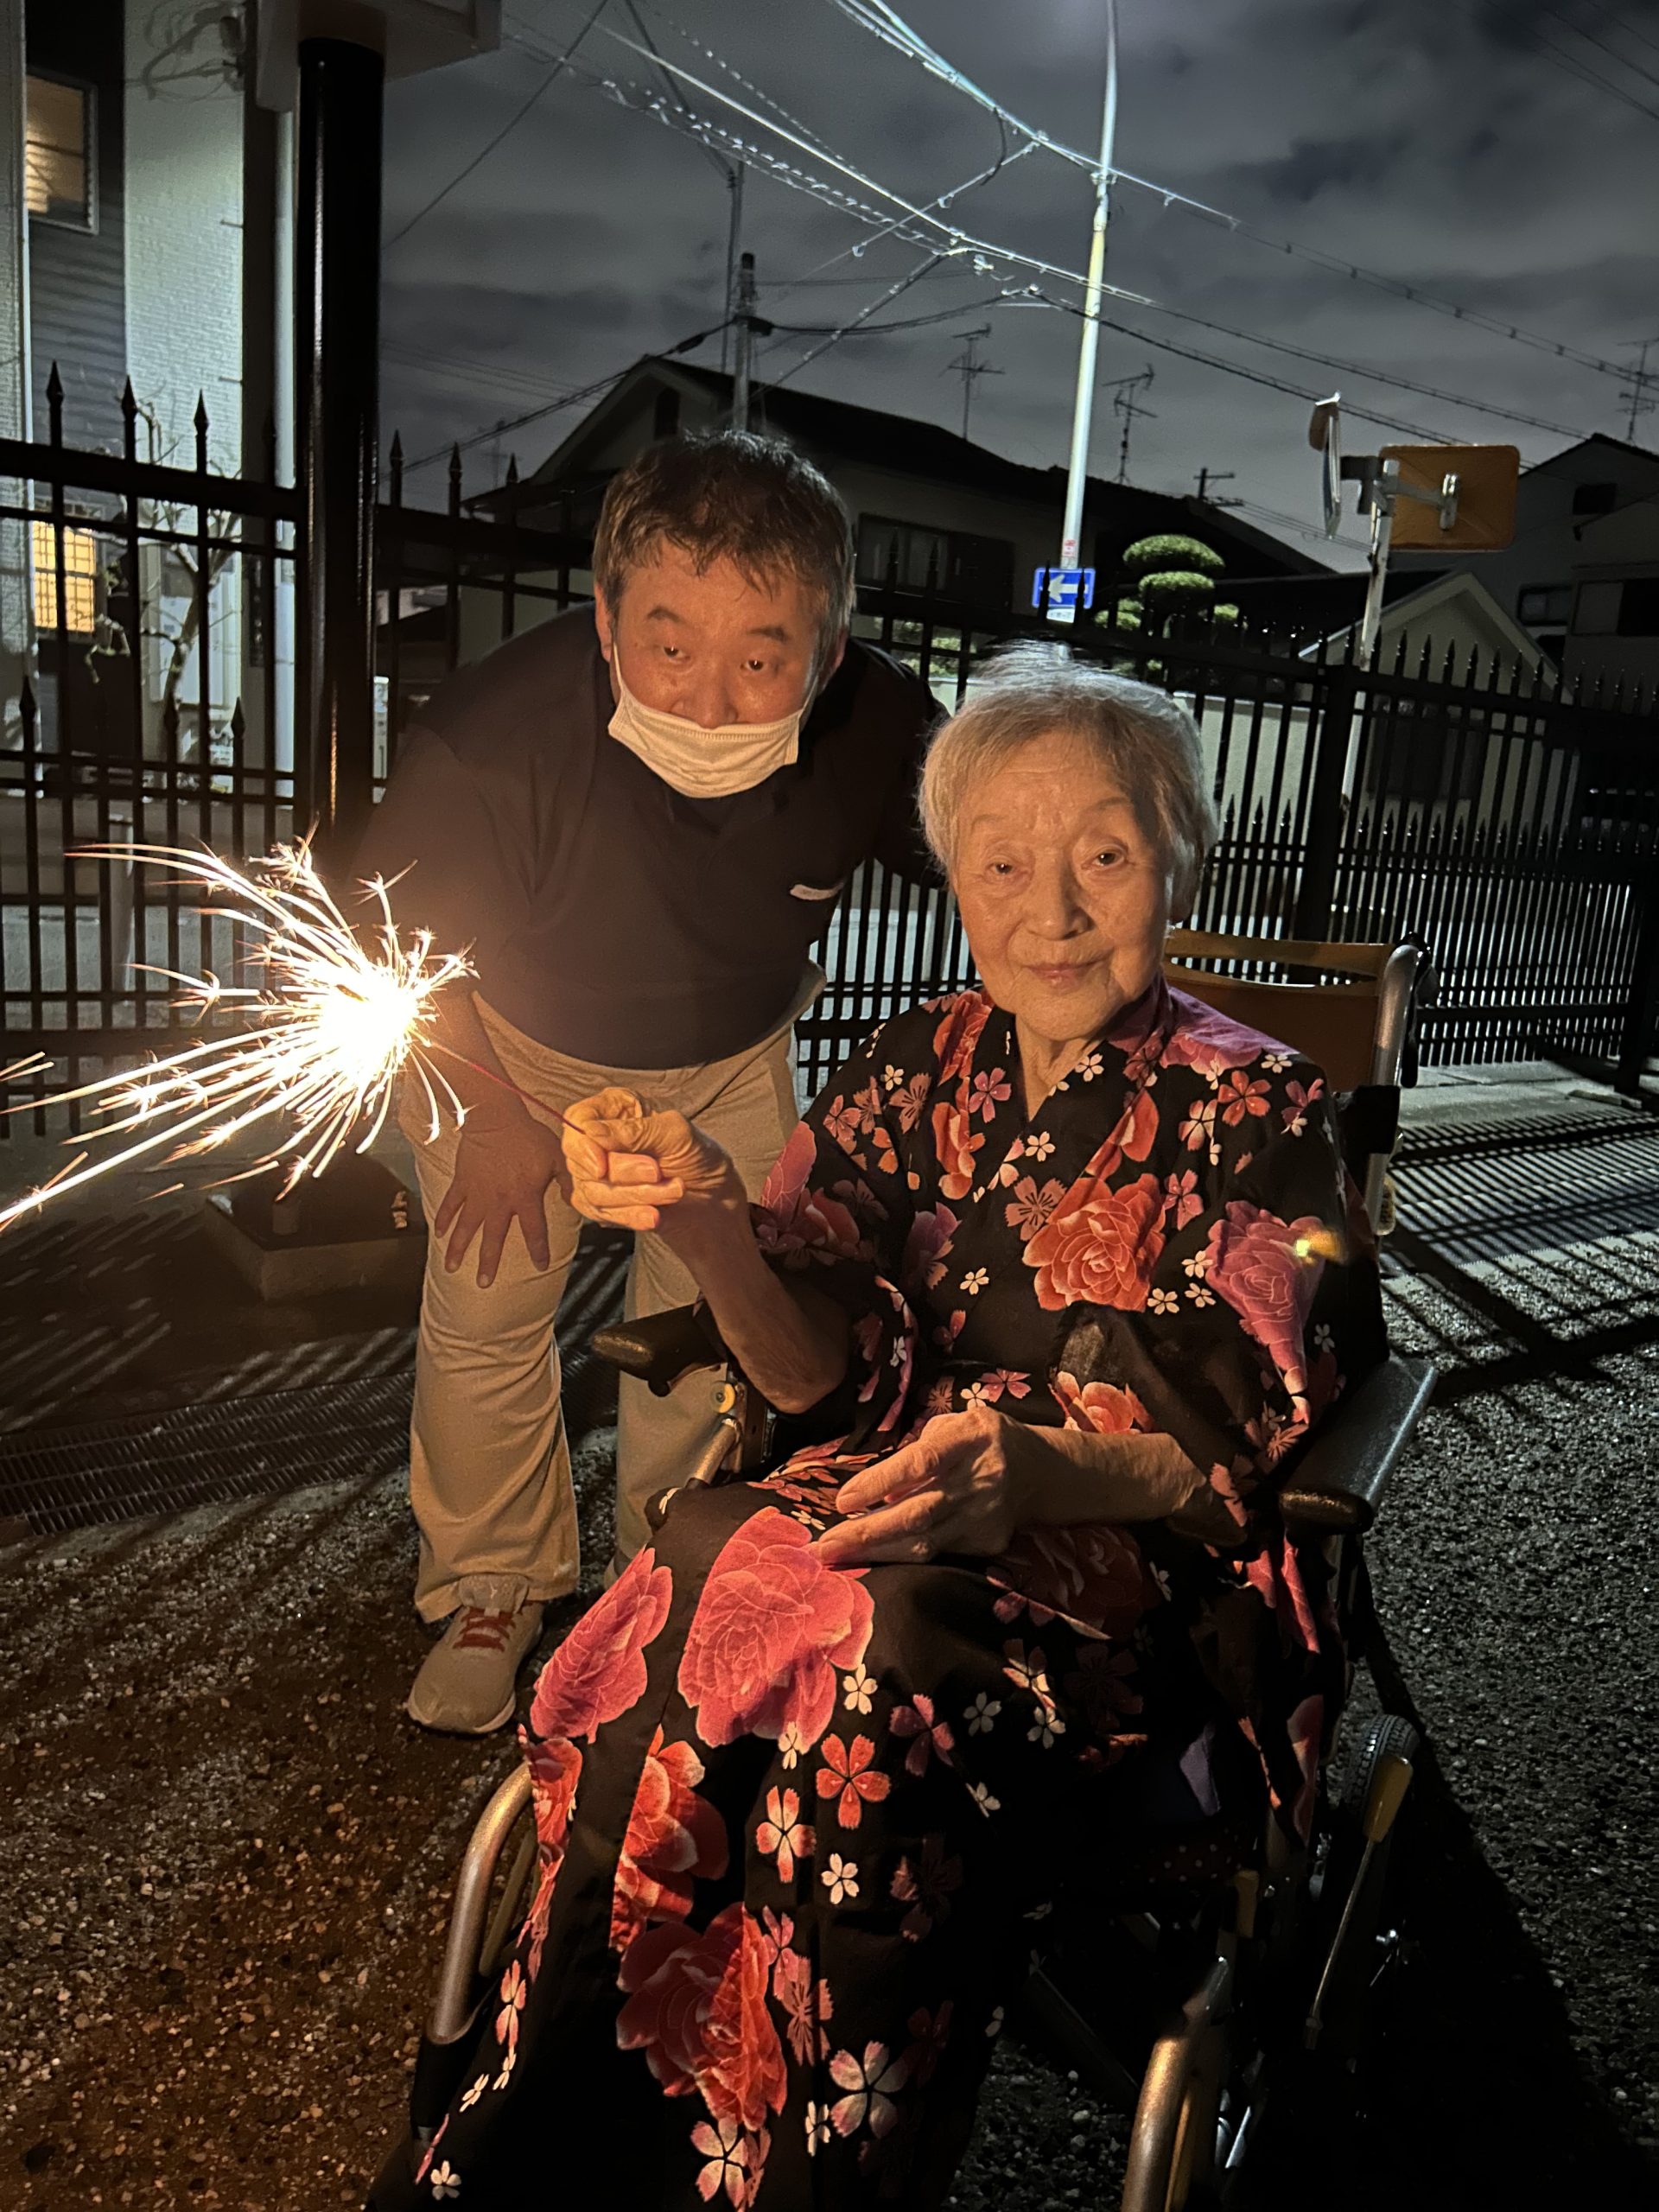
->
xmin=402 ymin=999 xmax=800 ymax=1622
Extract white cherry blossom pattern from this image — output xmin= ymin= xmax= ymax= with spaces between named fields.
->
xmin=1182 ymin=1248 xmax=1211 ymax=1277
xmin=459 ymin=2075 xmax=487 ymax=2112
xmin=969 ymin=1782 xmax=1001 ymax=1817
xmin=1185 ymin=1283 xmax=1216 ymax=1307
xmin=1073 ymin=1047 xmax=1104 ymax=1083
xmin=756 ymin=1788 xmax=814 ymax=1882
xmin=492 ymin=2046 xmax=515 ymax=2092
xmin=960 ymin=1267 xmax=989 ymax=1296
xmin=690 ymin=2118 xmax=750 ymax=2205
xmin=985 ymin=2005 xmax=1005 ymax=2037
xmin=804 ymin=2101 xmax=832 ymax=2155
xmin=778 ymin=1720 xmax=807 ymax=1770
xmin=822 ymin=1853 xmax=861 ymax=1904
xmin=1147 ymin=1287 xmax=1179 ymax=1315
xmin=1025 ymin=1129 xmax=1055 ymax=1160
xmin=1313 ymin=1322 xmax=1335 ymax=1353
xmin=963 ymin=1691 xmax=1001 ymax=1735
xmin=428 ymin=2163 xmax=461 ymax=2202
xmin=828 ymin=2039 xmax=910 ymax=2138
xmin=842 ymin=1662 xmax=876 ymax=1715
xmin=882 ymin=1064 xmax=904 ymax=1090
xmin=1261 ymin=1051 xmax=1292 ymax=1073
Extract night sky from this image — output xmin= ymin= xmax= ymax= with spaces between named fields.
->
xmin=378 ymin=0 xmax=1656 ymax=571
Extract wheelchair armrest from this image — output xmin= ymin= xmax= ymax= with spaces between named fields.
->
xmin=591 ymin=1303 xmax=730 ymax=1398
xmin=1276 ymin=1353 xmax=1436 ymax=1535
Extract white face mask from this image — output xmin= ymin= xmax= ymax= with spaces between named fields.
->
xmin=607 ymin=652 xmax=806 ymax=798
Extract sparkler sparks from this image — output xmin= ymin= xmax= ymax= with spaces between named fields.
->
xmin=0 ymin=842 xmax=483 ymax=1232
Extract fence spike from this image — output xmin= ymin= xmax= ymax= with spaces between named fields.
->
xmin=505 ymin=453 xmax=519 ymax=487
xmin=194 ymin=391 xmax=210 ymax=441
xmin=46 ymin=363 xmax=63 ymax=442
xmin=230 ymin=697 xmax=246 ymax=741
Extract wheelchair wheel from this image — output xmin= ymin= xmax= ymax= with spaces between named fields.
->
xmin=1306 ymin=1712 xmax=1419 ymax=2069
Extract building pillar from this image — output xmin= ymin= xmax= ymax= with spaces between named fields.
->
xmin=293 ymin=30 xmax=382 ymax=871
xmin=0 ymin=0 xmax=31 ymax=746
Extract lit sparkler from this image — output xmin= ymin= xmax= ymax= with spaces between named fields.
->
xmin=0 ymin=842 xmax=491 ymax=1232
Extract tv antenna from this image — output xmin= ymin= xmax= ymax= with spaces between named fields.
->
xmin=944 ymin=327 xmax=1000 ymax=441
xmin=1108 ymin=366 xmax=1155 ymax=485
xmin=1194 ymin=467 xmax=1243 ymax=507
xmin=1619 ymin=335 xmax=1659 ymax=445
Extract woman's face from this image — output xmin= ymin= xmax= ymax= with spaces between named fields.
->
xmin=951 ymin=728 xmax=1173 ymax=1046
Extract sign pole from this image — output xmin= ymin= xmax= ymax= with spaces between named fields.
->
xmin=1053 ymin=0 xmax=1118 ymax=624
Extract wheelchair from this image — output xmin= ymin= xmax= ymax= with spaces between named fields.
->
xmin=385 ymin=934 xmax=1434 ymax=2212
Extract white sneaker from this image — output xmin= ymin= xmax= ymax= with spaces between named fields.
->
xmin=407 ymin=1576 xmax=546 ymax=1735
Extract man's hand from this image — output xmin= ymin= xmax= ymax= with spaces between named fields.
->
xmin=812 ymin=1407 xmax=1034 ymax=1566
xmin=433 ymin=1106 xmax=565 ymax=1288
xmin=562 ymin=1089 xmax=741 ymax=1244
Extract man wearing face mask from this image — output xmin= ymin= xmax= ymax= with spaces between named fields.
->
xmin=356 ymin=430 xmax=938 ymax=1732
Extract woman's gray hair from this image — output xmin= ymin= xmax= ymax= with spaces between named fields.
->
xmin=918 ymin=644 xmax=1218 ymax=914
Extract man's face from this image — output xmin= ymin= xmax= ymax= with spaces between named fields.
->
xmin=594 ymin=543 xmax=841 ymax=728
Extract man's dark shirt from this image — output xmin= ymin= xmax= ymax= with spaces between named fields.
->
xmin=356 ymin=607 xmax=941 ymax=1069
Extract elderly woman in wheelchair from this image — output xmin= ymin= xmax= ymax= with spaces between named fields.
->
xmin=376 ymin=645 xmax=1429 ymax=2212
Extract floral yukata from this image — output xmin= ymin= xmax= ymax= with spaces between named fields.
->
xmin=385 ymin=978 xmax=1386 ymax=2212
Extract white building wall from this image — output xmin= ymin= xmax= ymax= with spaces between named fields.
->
xmin=123 ymin=10 xmax=246 ymax=748
xmin=123 ymin=14 xmax=244 ymax=467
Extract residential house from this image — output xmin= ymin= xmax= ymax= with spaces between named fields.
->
xmin=460 ymin=353 xmax=1328 ymax=665
xmin=1391 ymin=432 xmax=1659 ymax=693
xmin=0 ymin=0 xmax=287 ymax=765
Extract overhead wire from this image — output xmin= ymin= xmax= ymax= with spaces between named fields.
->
xmin=512 ymin=16 xmax=1598 ymax=449
xmin=818 ymin=0 xmax=1635 ymax=381
xmin=385 ymin=0 xmax=611 ymax=251
xmin=404 ymin=321 xmax=729 ymax=472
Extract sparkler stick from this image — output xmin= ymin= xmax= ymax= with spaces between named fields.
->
xmin=0 ymin=841 xmax=531 ymax=1233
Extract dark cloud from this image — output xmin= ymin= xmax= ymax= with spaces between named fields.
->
xmin=379 ymin=0 xmax=1654 ymax=563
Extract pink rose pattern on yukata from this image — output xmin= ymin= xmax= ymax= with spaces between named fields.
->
xmin=392 ymin=979 xmax=1385 ymax=2212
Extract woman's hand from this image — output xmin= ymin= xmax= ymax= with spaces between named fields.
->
xmin=561 ymin=1088 xmax=742 ymax=1243
xmin=813 ymin=1407 xmax=1036 ymax=1566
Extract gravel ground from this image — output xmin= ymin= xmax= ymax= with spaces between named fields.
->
xmin=3 ymin=1084 xmax=1657 ymax=2211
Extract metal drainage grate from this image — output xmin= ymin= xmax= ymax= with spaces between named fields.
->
xmin=0 ymin=1371 xmax=416 ymax=1539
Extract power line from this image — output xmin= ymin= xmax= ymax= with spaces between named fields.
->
xmin=1018 ymin=290 xmax=1460 ymax=445
xmin=1541 ymin=2 xmax=1659 ymax=95
xmin=509 ymin=10 xmax=1599 ymax=453
xmin=385 ymin=0 xmax=611 ymax=251
xmin=404 ymin=321 xmax=728 ymax=471
xmin=1135 ymin=299 xmax=1595 ymax=442
xmin=820 ymin=0 xmax=1636 ymax=381
xmin=583 ymin=18 xmax=1156 ymax=302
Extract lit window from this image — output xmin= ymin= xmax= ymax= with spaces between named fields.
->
xmin=25 ymin=74 xmax=92 ymax=230
xmin=31 ymin=519 xmax=99 ymax=633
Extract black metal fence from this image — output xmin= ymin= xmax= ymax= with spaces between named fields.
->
xmin=3 ymin=394 xmax=1656 ymax=1141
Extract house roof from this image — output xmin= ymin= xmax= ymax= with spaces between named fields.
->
xmin=490 ymin=355 xmax=1331 ymax=579
xmin=1521 ymin=430 xmax=1659 ymax=478
xmin=1287 ymin=569 xmax=1549 ymax=672
xmin=1224 ymin=567 xmax=1436 ymax=639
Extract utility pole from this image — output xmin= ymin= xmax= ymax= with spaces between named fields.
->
xmin=1053 ymin=0 xmax=1120 ymax=621
xmin=1194 ymin=467 xmax=1243 ymax=507
xmin=1110 ymin=366 xmax=1154 ymax=485
xmin=720 ymin=162 xmax=746 ymax=378
xmin=945 ymin=327 xmax=1000 ymax=441
xmin=732 ymin=251 xmax=757 ymax=430
xmin=1619 ymin=334 xmax=1659 ymax=444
